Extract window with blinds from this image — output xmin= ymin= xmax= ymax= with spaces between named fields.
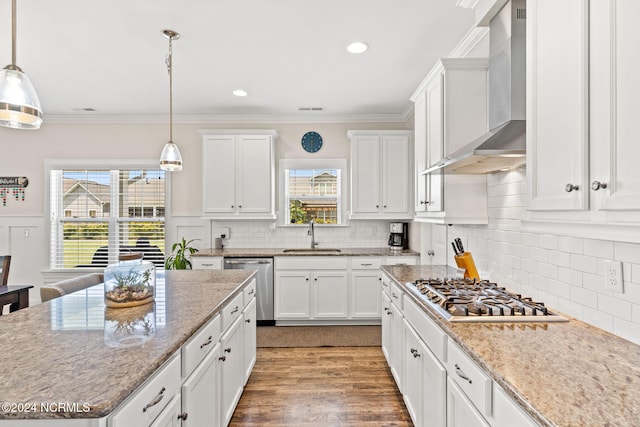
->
xmin=285 ymin=168 xmax=341 ymax=224
xmin=49 ymin=169 xmax=166 ymax=269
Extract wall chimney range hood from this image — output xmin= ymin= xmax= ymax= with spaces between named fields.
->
xmin=422 ymin=0 xmax=526 ymax=175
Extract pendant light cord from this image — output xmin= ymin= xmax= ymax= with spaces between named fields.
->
xmin=11 ymin=0 xmax=17 ymax=66
xmin=166 ymin=36 xmax=173 ymax=143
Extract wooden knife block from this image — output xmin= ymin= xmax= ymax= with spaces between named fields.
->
xmin=454 ymin=252 xmax=480 ymax=280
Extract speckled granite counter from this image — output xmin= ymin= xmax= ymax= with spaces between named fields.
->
xmin=0 ymin=269 xmax=255 ymax=420
xmin=381 ymin=265 xmax=640 ymax=427
xmin=194 ymin=247 xmax=419 ymax=257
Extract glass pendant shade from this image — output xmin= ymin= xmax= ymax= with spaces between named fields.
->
xmin=0 ymin=66 xmax=42 ymax=131
xmin=160 ymin=141 xmax=183 ymax=171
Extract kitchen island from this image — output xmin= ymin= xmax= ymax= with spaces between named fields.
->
xmin=382 ymin=265 xmax=640 ymax=427
xmin=0 ymin=269 xmax=256 ymax=423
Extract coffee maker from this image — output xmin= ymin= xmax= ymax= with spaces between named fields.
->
xmin=388 ymin=222 xmax=408 ymax=251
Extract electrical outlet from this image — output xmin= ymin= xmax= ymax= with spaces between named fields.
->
xmin=603 ymin=260 xmax=624 ymax=293
xmin=220 ymin=227 xmax=230 ymax=239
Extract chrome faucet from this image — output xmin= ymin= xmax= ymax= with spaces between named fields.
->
xmin=308 ymin=220 xmax=318 ymax=248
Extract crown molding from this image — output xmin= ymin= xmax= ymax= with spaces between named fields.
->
xmin=41 ymin=112 xmax=410 ymax=125
xmin=448 ymin=26 xmax=490 ymax=58
xmin=456 ymin=0 xmax=481 ymax=9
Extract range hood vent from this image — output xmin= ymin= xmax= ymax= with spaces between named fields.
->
xmin=422 ymin=0 xmax=526 ymax=175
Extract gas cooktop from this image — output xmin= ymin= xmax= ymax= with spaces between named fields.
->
xmin=407 ymin=277 xmax=567 ymax=323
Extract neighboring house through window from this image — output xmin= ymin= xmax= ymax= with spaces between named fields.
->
xmin=48 ymin=161 xmax=166 ymax=269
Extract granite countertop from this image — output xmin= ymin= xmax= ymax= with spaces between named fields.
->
xmin=0 ymin=269 xmax=256 ymax=420
xmin=381 ymin=265 xmax=640 ymax=427
xmin=193 ymin=247 xmax=420 ymax=257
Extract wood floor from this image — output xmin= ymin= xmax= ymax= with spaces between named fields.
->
xmin=229 ymin=347 xmax=413 ymax=427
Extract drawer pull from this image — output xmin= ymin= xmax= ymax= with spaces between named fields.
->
xmin=142 ymin=387 xmax=166 ymax=413
xmin=231 ymin=306 xmax=239 ymax=314
xmin=178 ymin=412 xmax=189 ymax=420
xmin=219 ymin=355 xmax=226 ymax=361
xmin=245 ymin=318 xmax=251 ymax=323
xmin=396 ymin=263 xmax=407 ymax=266
xmin=413 ymin=351 xmax=421 ymax=358
xmin=455 ymin=364 xmax=472 ymax=384
xmin=224 ymin=347 xmax=232 ymax=353
xmin=249 ymin=289 xmax=255 ymax=295
xmin=392 ymin=292 xmax=398 ymax=299
xmin=361 ymin=263 xmax=373 ymax=266
xmin=410 ymin=348 xmax=417 ymax=354
xmin=200 ymin=336 xmax=213 ymax=349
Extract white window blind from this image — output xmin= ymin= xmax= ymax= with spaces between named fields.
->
xmin=50 ymin=169 xmax=165 ymax=269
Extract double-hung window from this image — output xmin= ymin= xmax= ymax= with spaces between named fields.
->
xmin=49 ymin=162 xmax=166 ymax=269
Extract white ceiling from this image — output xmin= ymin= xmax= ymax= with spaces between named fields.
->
xmin=1 ymin=0 xmax=475 ymax=122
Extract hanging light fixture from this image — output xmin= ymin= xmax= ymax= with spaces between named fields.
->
xmin=159 ymin=29 xmax=182 ymax=171
xmin=0 ymin=0 xmax=42 ymax=130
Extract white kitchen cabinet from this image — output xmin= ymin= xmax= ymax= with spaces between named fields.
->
xmin=491 ymin=383 xmax=538 ymax=427
xmin=389 ymin=282 xmax=404 ymax=391
xmin=242 ymin=297 xmax=257 ymax=385
xmin=447 ymin=377 xmax=490 ymax=427
xmin=403 ymin=319 xmax=446 ymax=427
xmin=274 ymin=270 xmax=311 ymax=319
xmin=313 ymin=271 xmax=349 ymax=318
xmin=350 ymin=258 xmax=383 ymax=319
xmin=219 ymin=315 xmax=244 ymax=427
xmin=381 ymin=292 xmax=392 ymax=365
xmin=348 ymin=130 xmax=413 ymax=219
xmin=181 ymin=346 xmax=221 ymax=427
xmin=201 ymin=130 xmax=277 ymax=219
xmin=191 ymin=256 xmax=223 ymax=270
xmin=527 ymin=0 xmax=640 ymax=234
xmin=411 ymin=59 xmax=489 ymax=225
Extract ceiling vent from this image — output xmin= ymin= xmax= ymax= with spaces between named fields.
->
xmin=298 ymin=107 xmax=324 ymax=111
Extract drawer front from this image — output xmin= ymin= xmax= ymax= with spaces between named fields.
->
xmin=222 ymin=292 xmax=244 ymax=332
xmin=243 ymin=278 xmax=257 ymax=306
xmin=390 ymin=282 xmax=403 ymax=310
xmin=110 ymin=354 xmax=181 ymax=427
xmin=275 ymin=256 xmax=348 ymax=270
xmin=351 ymin=257 xmax=382 ymax=270
xmin=384 ymin=256 xmax=418 ymax=266
xmin=182 ymin=314 xmax=221 ymax=379
xmin=191 ymin=256 xmax=223 ymax=269
xmin=404 ymin=296 xmax=447 ymax=364
xmin=381 ymin=273 xmax=392 ymax=297
xmin=447 ymin=340 xmax=492 ymax=418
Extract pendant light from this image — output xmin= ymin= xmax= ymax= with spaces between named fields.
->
xmin=159 ymin=29 xmax=182 ymax=171
xmin=0 ymin=0 xmax=42 ymax=130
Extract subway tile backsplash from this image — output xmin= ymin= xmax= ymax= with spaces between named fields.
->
xmin=450 ymin=168 xmax=640 ymax=345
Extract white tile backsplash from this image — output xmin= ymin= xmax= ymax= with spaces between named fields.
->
xmin=449 ymin=168 xmax=640 ymax=345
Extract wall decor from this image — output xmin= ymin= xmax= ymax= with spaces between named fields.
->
xmin=0 ymin=176 xmax=28 ymax=206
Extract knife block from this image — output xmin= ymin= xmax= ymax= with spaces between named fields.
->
xmin=454 ymin=252 xmax=480 ymax=280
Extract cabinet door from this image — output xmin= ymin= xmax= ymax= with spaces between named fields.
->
xmin=274 ymin=271 xmax=310 ymax=319
xmin=414 ymin=92 xmax=429 ymax=212
xmin=313 ymin=271 xmax=348 ymax=318
xmin=351 ymin=135 xmax=381 ymax=213
xmin=381 ymin=292 xmax=392 ymax=364
xmin=426 ymin=74 xmax=444 ymax=212
xmin=181 ymin=346 xmax=220 ymax=427
xmin=527 ymin=0 xmax=589 ymax=211
xmin=382 ymin=135 xmax=410 ymax=214
xmin=242 ymin=298 xmax=257 ymax=385
xmin=350 ymin=271 xmax=382 ymax=318
xmin=590 ymin=0 xmax=640 ymax=211
xmin=403 ymin=320 xmax=423 ymax=426
xmin=203 ymin=136 xmax=237 ymax=214
xmin=492 ymin=383 xmax=538 ymax=427
xmin=190 ymin=257 xmax=223 ymax=270
xmin=389 ymin=299 xmax=404 ymax=391
xmin=237 ymin=135 xmax=273 ymax=214
xmin=220 ymin=317 xmax=243 ymax=427
xmin=150 ymin=393 xmax=183 ymax=427
xmin=447 ymin=377 xmax=490 ymax=427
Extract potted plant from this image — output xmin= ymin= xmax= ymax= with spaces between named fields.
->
xmin=165 ymin=237 xmax=200 ymax=270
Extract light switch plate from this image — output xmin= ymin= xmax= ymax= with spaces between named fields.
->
xmin=603 ymin=260 xmax=624 ymax=293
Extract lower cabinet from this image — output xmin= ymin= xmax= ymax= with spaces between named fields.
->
xmin=181 ymin=345 xmax=221 ymax=427
xmin=220 ymin=316 xmax=244 ymax=426
xmin=150 ymin=393 xmax=184 ymax=427
xmin=191 ymin=256 xmax=223 ymax=270
xmin=381 ymin=275 xmax=538 ymax=427
xmin=242 ymin=297 xmax=257 ymax=385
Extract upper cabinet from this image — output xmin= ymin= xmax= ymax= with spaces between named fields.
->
xmin=201 ymin=130 xmax=277 ymax=219
xmin=348 ymin=130 xmax=413 ymax=220
xmin=526 ymin=0 xmax=640 ymax=234
xmin=411 ymin=59 xmax=489 ymax=224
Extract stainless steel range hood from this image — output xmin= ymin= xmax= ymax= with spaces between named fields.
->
xmin=422 ymin=0 xmax=527 ymax=175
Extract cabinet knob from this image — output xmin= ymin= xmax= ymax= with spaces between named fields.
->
xmin=219 ymin=355 xmax=226 ymax=361
xmin=591 ymin=181 xmax=608 ymax=191
xmin=376 ymin=204 xmax=379 ymax=208
xmin=239 ymin=205 xmax=242 ymax=208
xmin=565 ymin=183 xmax=580 ymax=192
xmin=178 ymin=412 xmax=189 ymax=421
xmin=427 ymin=250 xmax=435 ymax=256
xmin=246 ymin=318 xmax=251 ymax=323
xmin=231 ymin=205 xmax=234 ymax=208
xmin=383 ymin=205 xmax=387 ymax=208
xmin=224 ymin=347 xmax=232 ymax=353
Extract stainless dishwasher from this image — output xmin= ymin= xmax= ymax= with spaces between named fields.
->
xmin=223 ymin=257 xmax=274 ymax=326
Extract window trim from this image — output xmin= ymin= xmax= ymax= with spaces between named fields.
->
xmin=278 ymin=158 xmax=348 ymax=226
xmin=44 ymin=159 xmax=171 ymax=271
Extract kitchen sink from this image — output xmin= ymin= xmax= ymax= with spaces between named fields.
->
xmin=282 ymin=248 xmax=342 ymax=253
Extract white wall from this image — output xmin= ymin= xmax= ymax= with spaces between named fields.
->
xmin=442 ymin=168 xmax=640 ymax=345
xmin=0 ymin=120 xmax=415 ymax=306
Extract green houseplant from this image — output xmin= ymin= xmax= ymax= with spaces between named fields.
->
xmin=165 ymin=238 xmax=200 ymax=270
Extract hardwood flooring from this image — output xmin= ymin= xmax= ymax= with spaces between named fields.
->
xmin=230 ymin=347 xmax=413 ymax=427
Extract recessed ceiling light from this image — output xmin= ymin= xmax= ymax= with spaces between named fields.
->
xmin=233 ymin=89 xmax=248 ymax=97
xmin=347 ymin=42 xmax=368 ymax=54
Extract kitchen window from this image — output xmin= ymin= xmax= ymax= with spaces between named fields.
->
xmin=279 ymin=159 xmax=347 ymax=225
xmin=48 ymin=161 xmax=166 ymax=269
